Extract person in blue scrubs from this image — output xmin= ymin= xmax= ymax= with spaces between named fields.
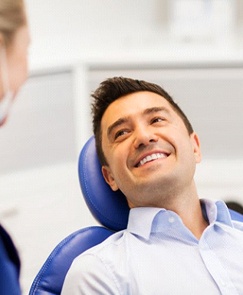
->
xmin=0 ymin=1 xmax=30 ymax=293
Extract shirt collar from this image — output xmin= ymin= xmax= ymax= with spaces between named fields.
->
xmin=127 ymin=207 xmax=164 ymax=240
xmin=201 ymin=198 xmax=233 ymax=227
xmin=127 ymin=199 xmax=234 ymax=240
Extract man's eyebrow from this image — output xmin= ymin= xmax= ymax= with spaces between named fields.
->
xmin=143 ymin=106 xmax=170 ymax=115
xmin=107 ymin=117 xmax=129 ymax=138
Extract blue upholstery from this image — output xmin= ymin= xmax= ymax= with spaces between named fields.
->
xmin=78 ymin=136 xmax=129 ymax=231
xmin=29 ymin=135 xmax=243 ymax=295
xmin=29 ymin=227 xmax=113 ymax=295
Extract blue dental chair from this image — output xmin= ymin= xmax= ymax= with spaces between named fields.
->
xmin=29 ymin=136 xmax=243 ymax=295
xmin=28 ymin=136 xmax=129 ymax=295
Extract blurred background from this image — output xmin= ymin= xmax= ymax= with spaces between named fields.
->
xmin=0 ymin=0 xmax=243 ymax=293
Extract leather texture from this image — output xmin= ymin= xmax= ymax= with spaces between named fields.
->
xmin=29 ymin=226 xmax=113 ymax=295
xmin=78 ymin=136 xmax=129 ymax=231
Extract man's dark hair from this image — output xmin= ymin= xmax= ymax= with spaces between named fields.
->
xmin=92 ymin=76 xmax=193 ymax=165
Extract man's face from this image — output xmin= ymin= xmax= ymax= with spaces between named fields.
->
xmin=101 ymin=91 xmax=201 ymax=208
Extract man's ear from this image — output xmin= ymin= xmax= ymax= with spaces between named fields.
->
xmin=102 ymin=165 xmax=119 ymax=191
xmin=190 ymin=132 xmax=202 ymax=163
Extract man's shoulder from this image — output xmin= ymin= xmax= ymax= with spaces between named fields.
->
xmin=78 ymin=229 xmax=127 ymax=258
xmin=68 ymin=229 xmax=129 ymax=278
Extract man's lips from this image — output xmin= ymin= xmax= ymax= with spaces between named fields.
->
xmin=135 ymin=152 xmax=169 ymax=167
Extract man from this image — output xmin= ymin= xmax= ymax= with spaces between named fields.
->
xmin=61 ymin=77 xmax=243 ymax=294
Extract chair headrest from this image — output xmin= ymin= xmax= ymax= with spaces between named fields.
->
xmin=78 ymin=136 xmax=130 ymax=231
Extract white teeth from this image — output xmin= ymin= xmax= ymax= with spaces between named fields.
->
xmin=139 ymin=153 xmax=166 ymax=167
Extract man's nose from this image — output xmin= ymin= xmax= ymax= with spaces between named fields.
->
xmin=133 ymin=126 xmax=158 ymax=149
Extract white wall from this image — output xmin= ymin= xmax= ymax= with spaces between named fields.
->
xmin=26 ymin=0 xmax=166 ymax=50
xmin=25 ymin=0 xmax=243 ymax=69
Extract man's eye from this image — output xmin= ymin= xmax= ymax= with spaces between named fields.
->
xmin=114 ymin=129 xmax=129 ymax=140
xmin=151 ymin=117 xmax=164 ymax=124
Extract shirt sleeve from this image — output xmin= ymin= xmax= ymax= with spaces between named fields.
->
xmin=61 ymin=253 xmax=121 ymax=295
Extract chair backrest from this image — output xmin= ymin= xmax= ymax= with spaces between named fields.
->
xmin=29 ymin=227 xmax=113 ymax=295
xmin=29 ymin=136 xmax=243 ymax=295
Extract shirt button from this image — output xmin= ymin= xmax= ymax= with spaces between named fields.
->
xmin=168 ymin=217 xmax=175 ymax=223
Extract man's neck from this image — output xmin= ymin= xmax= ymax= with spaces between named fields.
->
xmin=182 ymin=205 xmax=209 ymax=239
xmin=167 ymin=197 xmax=209 ymax=240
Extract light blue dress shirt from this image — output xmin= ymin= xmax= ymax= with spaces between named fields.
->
xmin=61 ymin=199 xmax=243 ymax=295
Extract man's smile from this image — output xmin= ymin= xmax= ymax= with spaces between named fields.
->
xmin=135 ymin=152 xmax=169 ymax=167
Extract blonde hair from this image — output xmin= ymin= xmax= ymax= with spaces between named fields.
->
xmin=0 ymin=0 xmax=26 ymax=47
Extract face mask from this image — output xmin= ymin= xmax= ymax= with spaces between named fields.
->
xmin=0 ymin=47 xmax=15 ymax=126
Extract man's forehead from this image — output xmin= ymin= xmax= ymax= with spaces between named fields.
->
xmin=103 ymin=91 xmax=171 ymax=116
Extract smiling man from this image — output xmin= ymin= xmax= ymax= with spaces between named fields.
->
xmin=61 ymin=77 xmax=243 ymax=295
